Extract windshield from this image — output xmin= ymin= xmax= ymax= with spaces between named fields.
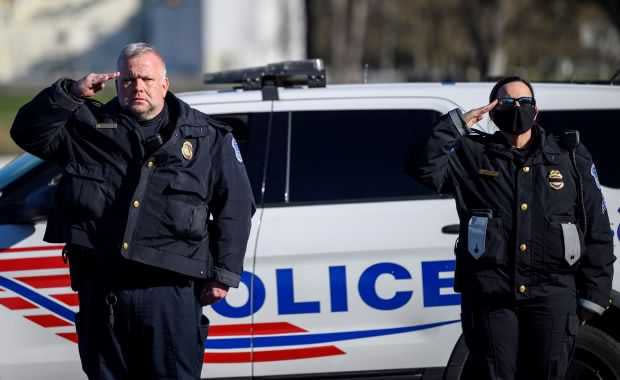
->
xmin=0 ymin=153 xmax=44 ymax=191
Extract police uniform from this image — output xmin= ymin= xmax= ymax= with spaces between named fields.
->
xmin=11 ymin=79 xmax=256 ymax=379
xmin=412 ymin=109 xmax=615 ymax=380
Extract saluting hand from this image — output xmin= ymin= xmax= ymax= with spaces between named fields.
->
xmin=70 ymin=72 xmax=120 ymax=98
xmin=463 ymin=99 xmax=498 ymax=128
xmin=199 ymin=280 xmax=230 ymax=305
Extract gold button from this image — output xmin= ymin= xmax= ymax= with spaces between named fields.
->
xmin=122 ymin=242 xmax=129 ymax=250
xmin=519 ymin=285 xmax=527 ymax=294
xmin=519 ymin=243 xmax=527 ymax=252
xmin=520 ymin=203 xmax=528 ymax=211
xmin=522 ymin=166 xmax=530 ymax=173
xmin=133 ymin=200 xmax=140 ymax=208
xmin=147 ymin=161 xmax=155 ymax=168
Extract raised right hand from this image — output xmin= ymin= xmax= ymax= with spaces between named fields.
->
xmin=70 ymin=72 xmax=120 ymax=98
xmin=463 ymin=99 xmax=497 ymax=128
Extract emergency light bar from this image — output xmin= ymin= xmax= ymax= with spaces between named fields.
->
xmin=203 ymin=59 xmax=327 ymax=90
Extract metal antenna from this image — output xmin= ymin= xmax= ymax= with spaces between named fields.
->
xmin=610 ymin=69 xmax=620 ymax=85
xmin=363 ymin=64 xmax=369 ymax=84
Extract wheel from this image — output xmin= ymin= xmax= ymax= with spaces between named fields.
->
xmin=443 ymin=327 xmax=620 ymax=380
xmin=567 ymin=325 xmax=620 ymax=380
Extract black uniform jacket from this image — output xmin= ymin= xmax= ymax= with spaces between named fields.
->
xmin=412 ymin=110 xmax=614 ymax=310
xmin=10 ymin=79 xmax=256 ymax=287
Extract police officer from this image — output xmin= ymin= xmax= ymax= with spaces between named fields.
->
xmin=412 ymin=77 xmax=614 ymax=379
xmin=11 ymin=43 xmax=255 ymax=379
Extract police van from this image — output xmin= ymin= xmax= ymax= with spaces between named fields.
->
xmin=0 ymin=60 xmax=619 ymax=379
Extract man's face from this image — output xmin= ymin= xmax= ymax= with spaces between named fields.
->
xmin=117 ymin=52 xmax=169 ymax=121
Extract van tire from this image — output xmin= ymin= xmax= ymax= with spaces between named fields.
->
xmin=568 ymin=325 xmax=620 ymax=380
xmin=443 ymin=326 xmax=620 ymax=380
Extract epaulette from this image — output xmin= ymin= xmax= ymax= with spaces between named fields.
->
xmin=208 ymin=115 xmax=233 ymax=133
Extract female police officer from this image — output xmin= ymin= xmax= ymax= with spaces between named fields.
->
xmin=412 ymin=77 xmax=614 ymax=379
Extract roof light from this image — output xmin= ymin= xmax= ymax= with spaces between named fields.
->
xmin=204 ymin=59 xmax=327 ymax=90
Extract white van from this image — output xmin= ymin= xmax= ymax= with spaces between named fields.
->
xmin=0 ymin=61 xmax=619 ymax=379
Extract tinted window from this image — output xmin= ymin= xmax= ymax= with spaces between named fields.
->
xmin=288 ymin=109 xmax=440 ymax=203
xmin=0 ymin=161 xmax=60 ymax=223
xmin=538 ymin=110 xmax=620 ymax=188
xmin=216 ymin=112 xmax=287 ymax=205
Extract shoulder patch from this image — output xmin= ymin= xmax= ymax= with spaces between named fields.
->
xmin=232 ymin=138 xmax=243 ymax=163
xmin=591 ymin=163 xmax=601 ymax=191
xmin=591 ymin=163 xmax=608 ymax=214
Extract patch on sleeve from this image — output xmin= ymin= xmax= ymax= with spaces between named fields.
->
xmin=591 ymin=163 xmax=607 ymax=214
xmin=591 ymin=163 xmax=601 ymax=191
xmin=232 ymin=138 xmax=243 ymax=163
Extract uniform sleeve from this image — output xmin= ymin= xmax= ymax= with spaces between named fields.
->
xmin=408 ymin=108 xmax=467 ymax=194
xmin=208 ymin=132 xmax=256 ymax=288
xmin=575 ymin=145 xmax=615 ymax=313
xmin=10 ymin=79 xmax=83 ymax=163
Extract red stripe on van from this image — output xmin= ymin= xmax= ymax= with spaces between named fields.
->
xmin=203 ymin=346 xmax=345 ymax=363
xmin=209 ymin=322 xmax=308 ymax=336
xmin=15 ymin=274 xmax=72 ymax=288
xmin=0 ymin=245 xmax=64 ymax=254
xmin=51 ymin=293 xmax=79 ymax=306
xmin=0 ymin=257 xmax=67 ymax=271
xmin=25 ymin=314 xmax=72 ymax=327
xmin=0 ymin=297 xmax=37 ymax=310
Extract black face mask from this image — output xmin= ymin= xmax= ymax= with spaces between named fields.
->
xmin=491 ymin=105 xmax=536 ymax=134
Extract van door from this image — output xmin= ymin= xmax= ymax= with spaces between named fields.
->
xmin=250 ymin=98 xmax=463 ymax=377
xmin=0 ymin=158 xmax=82 ymax=380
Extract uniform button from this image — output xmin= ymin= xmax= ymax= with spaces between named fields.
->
xmin=519 ymin=243 xmax=527 ymax=252
xmin=147 ymin=161 xmax=155 ymax=168
xmin=520 ymin=203 xmax=528 ymax=211
xmin=519 ymin=285 xmax=527 ymax=294
xmin=133 ymin=200 xmax=140 ymax=208
xmin=122 ymin=242 xmax=129 ymax=250
xmin=522 ymin=166 xmax=530 ymax=173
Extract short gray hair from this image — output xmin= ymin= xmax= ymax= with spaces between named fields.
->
xmin=117 ymin=42 xmax=167 ymax=77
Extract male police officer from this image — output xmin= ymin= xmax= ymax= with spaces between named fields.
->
xmin=11 ymin=43 xmax=255 ymax=379
xmin=412 ymin=77 xmax=614 ymax=379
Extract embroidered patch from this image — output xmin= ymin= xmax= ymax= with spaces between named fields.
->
xmin=591 ymin=164 xmax=601 ymax=191
xmin=591 ymin=164 xmax=607 ymax=213
xmin=181 ymin=140 xmax=193 ymax=160
xmin=548 ymin=169 xmax=564 ymax=190
xmin=232 ymin=138 xmax=243 ymax=163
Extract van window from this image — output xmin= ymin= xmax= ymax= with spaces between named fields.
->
xmin=538 ymin=110 xmax=620 ymax=188
xmin=288 ymin=109 xmax=440 ymax=204
xmin=217 ymin=112 xmax=287 ymax=205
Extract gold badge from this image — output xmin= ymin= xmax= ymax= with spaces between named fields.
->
xmin=548 ymin=169 xmax=564 ymax=190
xmin=181 ymin=140 xmax=193 ymax=160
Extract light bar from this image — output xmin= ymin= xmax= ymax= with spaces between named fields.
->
xmin=204 ymin=59 xmax=326 ymax=90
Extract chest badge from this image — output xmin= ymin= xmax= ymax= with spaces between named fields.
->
xmin=548 ymin=169 xmax=564 ymax=190
xmin=181 ymin=140 xmax=194 ymax=160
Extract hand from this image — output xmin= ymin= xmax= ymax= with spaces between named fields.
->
xmin=70 ymin=72 xmax=120 ymax=98
xmin=462 ymin=100 xmax=498 ymax=128
xmin=199 ymin=280 xmax=230 ymax=305
xmin=578 ymin=307 xmax=598 ymax=325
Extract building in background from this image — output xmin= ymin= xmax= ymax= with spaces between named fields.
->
xmin=0 ymin=0 xmax=306 ymax=84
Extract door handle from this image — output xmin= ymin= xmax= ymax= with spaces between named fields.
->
xmin=442 ymin=224 xmax=459 ymax=234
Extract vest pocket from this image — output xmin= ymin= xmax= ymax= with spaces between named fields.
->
xmin=61 ymin=163 xmax=109 ymax=219
xmin=163 ymin=173 xmax=208 ymax=241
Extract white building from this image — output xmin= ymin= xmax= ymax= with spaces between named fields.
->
xmin=0 ymin=0 xmax=306 ymax=83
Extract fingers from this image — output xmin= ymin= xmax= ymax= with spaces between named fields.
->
xmin=479 ymin=99 xmax=498 ymax=114
xmin=88 ymin=72 xmax=120 ymax=86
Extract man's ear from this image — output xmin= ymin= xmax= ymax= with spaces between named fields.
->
xmin=163 ymin=77 xmax=169 ymax=95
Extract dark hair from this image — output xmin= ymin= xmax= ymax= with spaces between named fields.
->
xmin=489 ymin=76 xmax=535 ymax=102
